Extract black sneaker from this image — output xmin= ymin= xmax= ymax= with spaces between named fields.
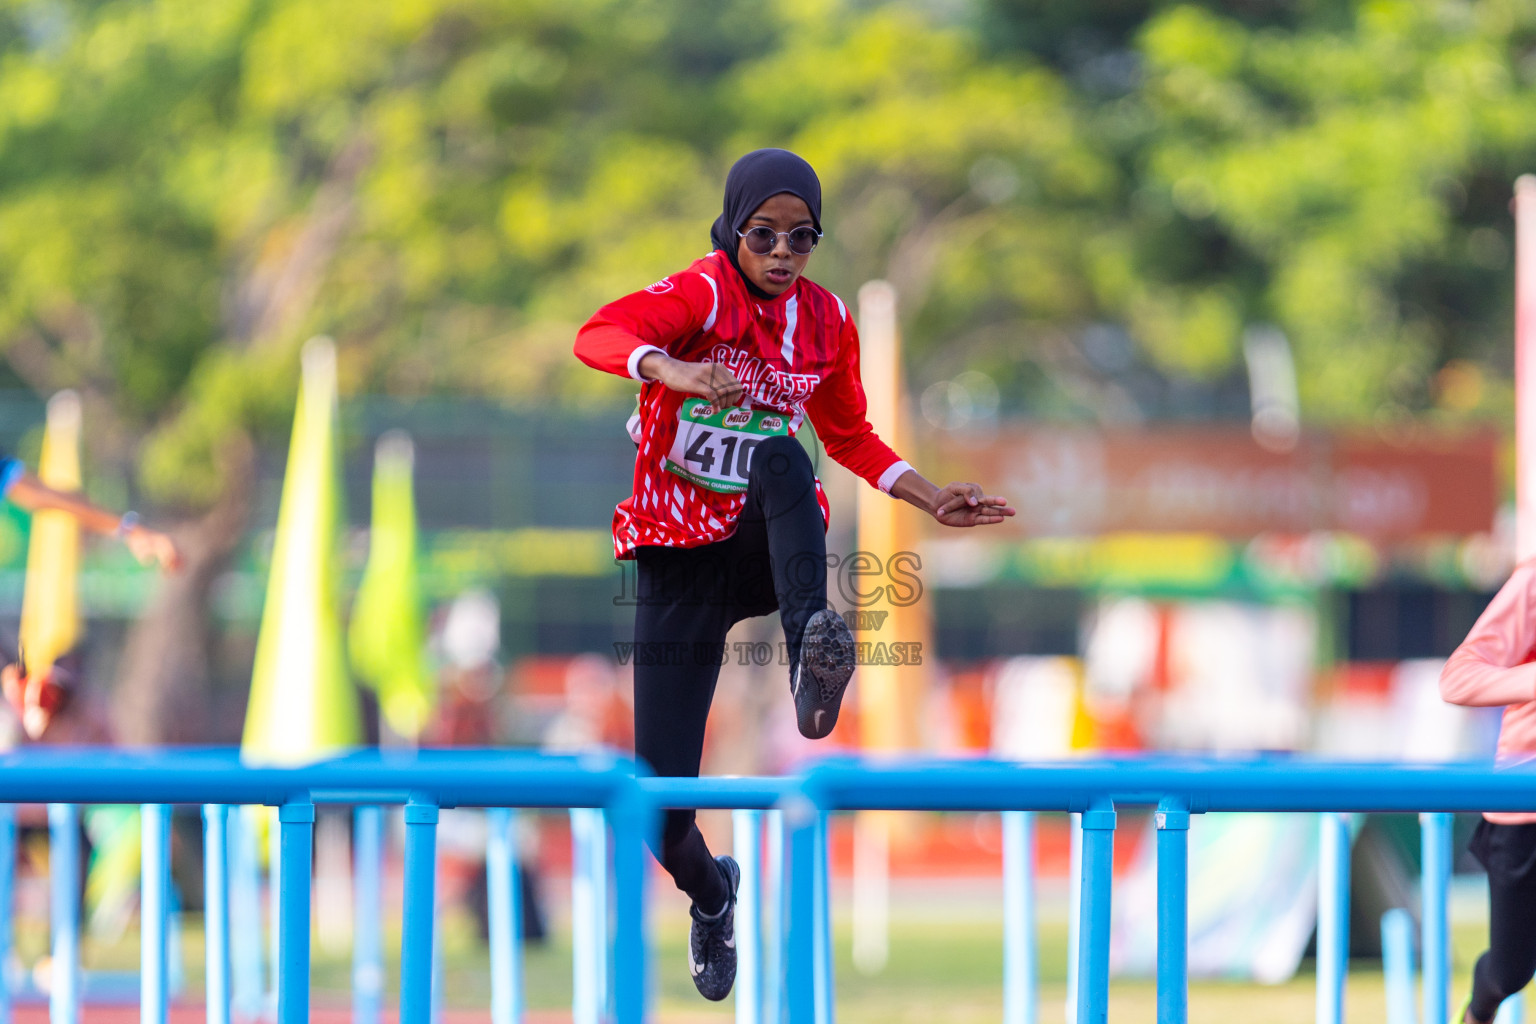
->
xmin=688 ymin=855 xmax=741 ymax=1001
xmin=791 ymin=609 xmax=856 ymax=739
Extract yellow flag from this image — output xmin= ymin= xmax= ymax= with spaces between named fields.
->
xmin=349 ymin=431 xmax=435 ymax=739
xmin=19 ymin=391 xmax=82 ymax=674
xmin=242 ymin=339 xmax=361 ymax=765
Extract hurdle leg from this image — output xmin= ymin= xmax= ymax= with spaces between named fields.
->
xmin=277 ymin=800 xmax=314 ymax=1024
xmin=1076 ymin=799 xmax=1116 ymax=1024
xmin=1003 ymin=811 xmax=1037 ymax=1024
xmin=1422 ymin=812 xmax=1452 ymax=1024
xmin=733 ymin=809 xmax=765 ymax=1024
xmin=1156 ymin=800 xmax=1190 ymax=1024
xmin=352 ymin=806 xmax=384 ymax=1024
xmin=204 ymin=805 xmax=232 ymax=1024
xmin=47 ymin=803 xmax=80 ymax=1024
xmin=142 ymin=804 xmax=172 ymax=1024
xmin=1317 ymin=812 xmax=1351 ymax=1024
xmin=400 ymin=799 xmax=438 ymax=1024
xmin=487 ymin=808 xmax=522 ymax=1024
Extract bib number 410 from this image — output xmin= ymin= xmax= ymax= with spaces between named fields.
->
xmin=683 ymin=429 xmax=761 ymax=481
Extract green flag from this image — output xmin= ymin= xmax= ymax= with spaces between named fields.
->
xmin=349 ymin=430 xmax=435 ymax=740
xmin=242 ymin=338 xmax=361 ymax=765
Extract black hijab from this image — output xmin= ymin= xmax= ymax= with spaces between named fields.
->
xmin=709 ymin=149 xmax=823 ymax=300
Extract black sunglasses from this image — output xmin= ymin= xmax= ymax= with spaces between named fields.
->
xmin=737 ymin=226 xmax=822 ymax=256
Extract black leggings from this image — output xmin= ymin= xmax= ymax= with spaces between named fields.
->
xmin=631 ymin=435 xmax=827 ymax=913
xmin=1468 ymin=820 xmax=1536 ymax=1022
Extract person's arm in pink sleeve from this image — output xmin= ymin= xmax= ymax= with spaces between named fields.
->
xmin=1440 ymin=560 xmax=1536 ymax=707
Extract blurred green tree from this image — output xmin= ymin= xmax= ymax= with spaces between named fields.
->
xmin=3 ymin=0 xmax=1536 ymax=725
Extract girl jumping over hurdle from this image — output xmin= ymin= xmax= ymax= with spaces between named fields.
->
xmin=574 ymin=148 xmax=1014 ymax=1000
xmin=1441 ymin=563 xmax=1536 ymax=1023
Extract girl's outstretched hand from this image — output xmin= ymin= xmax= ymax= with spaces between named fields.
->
xmin=931 ymin=482 xmax=1016 ymax=527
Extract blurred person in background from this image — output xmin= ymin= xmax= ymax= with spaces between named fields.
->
xmin=429 ymin=589 xmax=547 ymax=944
xmin=573 ymin=147 xmax=1015 ymax=1001
xmin=1440 ymin=562 xmax=1536 ymax=1024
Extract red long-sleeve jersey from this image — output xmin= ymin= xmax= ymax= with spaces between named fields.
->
xmin=574 ymin=250 xmax=911 ymax=559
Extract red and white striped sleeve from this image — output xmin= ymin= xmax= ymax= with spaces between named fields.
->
xmin=573 ymin=269 xmax=719 ymax=381
xmin=804 ymin=311 xmax=910 ymax=493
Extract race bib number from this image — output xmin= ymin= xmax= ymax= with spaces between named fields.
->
xmin=664 ymin=398 xmax=790 ymax=494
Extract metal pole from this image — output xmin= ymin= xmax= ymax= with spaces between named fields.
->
xmin=784 ymin=795 xmax=819 ymax=1024
xmin=204 ymin=805 xmax=232 ymax=1024
xmin=230 ymin=807 xmax=264 ymax=1020
xmin=352 ymin=806 xmax=384 ymax=1024
xmin=814 ymin=813 xmax=834 ymax=1024
xmin=277 ymin=800 xmax=314 ymax=1024
xmin=269 ymin=805 xmax=282 ymax=1021
xmin=0 ymin=804 xmax=13 ymax=1024
xmin=1156 ymin=800 xmax=1190 ymax=1024
xmin=1317 ymin=812 xmax=1351 ymax=1024
xmin=1514 ymin=174 xmax=1536 ymax=561
xmin=1003 ymin=811 xmax=1037 ymax=1024
xmin=486 ymin=808 xmax=522 ymax=1024
xmin=765 ymin=808 xmax=785 ymax=1024
xmin=733 ymin=808 xmax=765 ymax=1024
xmin=47 ymin=803 xmax=79 ymax=1024
xmin=1067 ymin=812 xmax=1081 ymax=1024
xmin=569 ymin=808 xmax=608 ymax=1024
xmin=142 ymin=805 xmax=172 ymax=1024
xmin=1382 ymin=908 xmax=1416 ymax=1024
xmin=1075 ymin=799 xmax=1115 ymax=1024
xmin=1421 ymin=813 xmax=1452 ymax=1024
xmin=610 ymin=788 xmax=649 ymax=1024
xmin=400 ymin=798 xmax=438 ymax=1024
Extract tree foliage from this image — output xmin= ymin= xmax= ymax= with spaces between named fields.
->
xmin=1 ymin=0 xmax=1534 ymax=511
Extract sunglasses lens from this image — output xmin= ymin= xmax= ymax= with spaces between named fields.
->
xmin=789 ymin=228 xmax=820 ymax=254
xmin=744 ymin=227 xmax=776 ymax=255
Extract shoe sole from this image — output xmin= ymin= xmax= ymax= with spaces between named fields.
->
xmin=795 ymin=610 xmax=855 ymax=739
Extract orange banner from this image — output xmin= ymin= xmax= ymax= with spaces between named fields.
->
xmin=932 ymin=428 xmax=1499 ymax=540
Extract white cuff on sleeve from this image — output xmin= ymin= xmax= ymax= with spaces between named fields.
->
xmin=877 ymin=460 xmax=914 ymax=494
xmin=627 ymin=345 xmax=667 ymax=381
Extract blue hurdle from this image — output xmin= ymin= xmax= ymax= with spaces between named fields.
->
xmin=0 ymin=751 xmax=1531 ymax=1024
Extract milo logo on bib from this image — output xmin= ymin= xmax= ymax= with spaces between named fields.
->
xmin=665 ymin=398 xmax=792 ymax=494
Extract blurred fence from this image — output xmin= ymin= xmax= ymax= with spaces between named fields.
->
xmin=0 ymin=751 xmax=1532 ymax=1024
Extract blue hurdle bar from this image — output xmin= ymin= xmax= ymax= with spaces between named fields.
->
xmin=1382 ymin=908 xmax=1415 ymax=1024
xmin=1002 ymin=811 xmax=1036 ymax=1024
xmin=352 ymin=806 xmax=384 ymax=1024
xmin=204 ymin=805 xmax=231 ymax=1024
xmin=48 ymin=802 xmax=80 ymax=1024
xmin=400 ymin=799 xmax=438 ymax=1024
xmin=1422 ymin=812 xmax=1452 ymax=1024
xmin=141 ymin=804 xmax=171 ymax=1024
xmin=1156 ymin=799 xmax=1190 ymax=1024
xmin=486 ymin=808 xmax=522 ymax=1024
